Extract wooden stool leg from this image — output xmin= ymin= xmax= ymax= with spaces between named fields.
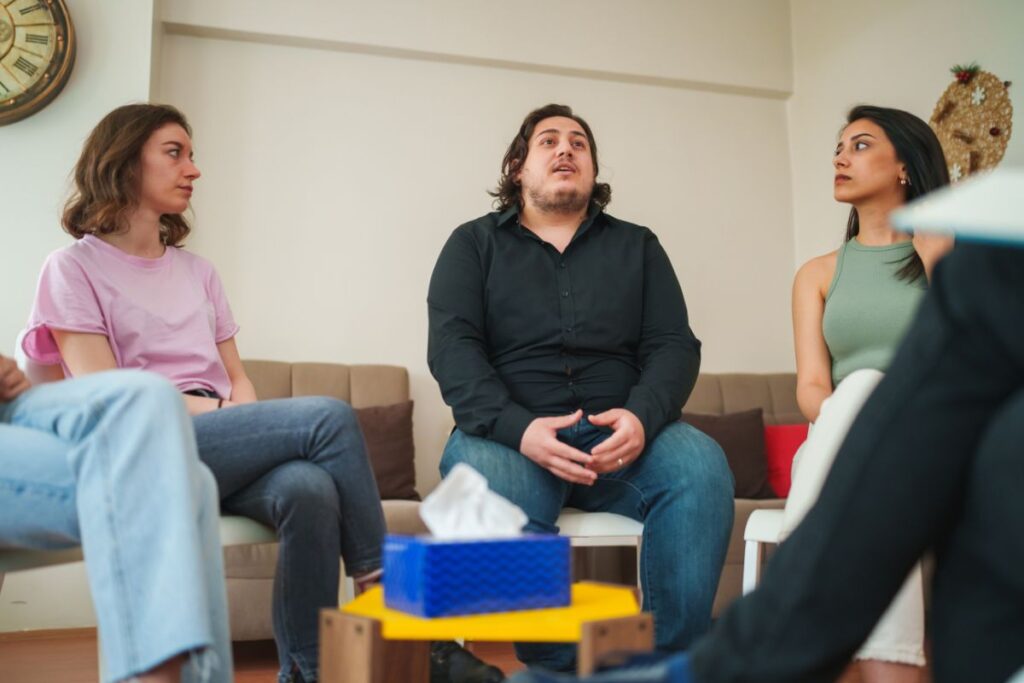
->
xmin=577 ymin=613 xmax=654 ymax=676
xmin=381 ymin=639 xmax=430 ymax=683
xmin=320 ymin=609 xmax=430 ymax=683
xmin=320 ymin=610 xmax=380 ymax=683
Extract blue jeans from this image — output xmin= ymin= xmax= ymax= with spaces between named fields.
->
xmin=0 ymin=371 xmax=231 ymax=683
xmin=193 ymin=397 xmax=386 ymax=683
xmin=440 ymin=420 xmax=734 ymax=672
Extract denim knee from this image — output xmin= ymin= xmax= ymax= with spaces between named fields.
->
xmin=660 ymin=424 xmax=735 ymax=502
xmin=106 ymin=369 xmax=181 ymax=407
xmin=300 ymin=396 xmax=358 ymax=431
xmin=269 ymin=461 xmax=340 ymax=524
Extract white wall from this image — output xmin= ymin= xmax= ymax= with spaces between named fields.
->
xmin=788 ymin=0 xmax=1024 ymax=265
xmin=0 ymin=0 xmax=157 ymax=352
xmin=0 ymin=0 xmax=158 ymax=632
xmin=156 ymin=3 xmax=798 ymax=498
xmin=161 ymin=0 xmax=793 ymax=96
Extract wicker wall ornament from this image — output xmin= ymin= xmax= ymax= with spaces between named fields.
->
xmin=930 ymin=63 xmax=1013 ymax=182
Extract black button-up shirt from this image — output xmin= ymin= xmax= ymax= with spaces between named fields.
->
xmin=427 ymin=203 xmax=701 ymax=451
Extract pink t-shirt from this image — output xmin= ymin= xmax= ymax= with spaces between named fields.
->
xmin=23 ymin=234 xmax=240 ymax=398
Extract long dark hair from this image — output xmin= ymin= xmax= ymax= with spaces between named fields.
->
xmin=63 ymin=104 xmax=193 ymax=246
xmin=842 ymin=105 xmax=949 ymax=282
xmin=490 ymin=103 xmax=611 ymax=211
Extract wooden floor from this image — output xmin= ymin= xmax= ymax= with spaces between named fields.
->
xmin=0 ymin=631 xmax=526 ymax=683
xmin=0 ymin=629 xmax=892 ymax=682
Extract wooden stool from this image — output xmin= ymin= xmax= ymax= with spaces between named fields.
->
xmin=320 ymin=582 xmax=653 ymax=682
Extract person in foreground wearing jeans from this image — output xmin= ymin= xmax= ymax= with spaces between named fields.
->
xmin=507 ymin=239 xmax=1024 ymax=682
xmin=0 ymin=356 xmax=232 ymax=683
xmin=428 ymin=103 xmax=734 ymax=674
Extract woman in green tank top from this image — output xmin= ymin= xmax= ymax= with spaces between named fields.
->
xmin=793 ymin=106 xmax=952 ymax=422
xmin=786 ymin=106 xmax=951 ymax=683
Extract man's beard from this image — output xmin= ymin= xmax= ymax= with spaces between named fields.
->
xmin=527 ymin=185 xmax=590 ymax=214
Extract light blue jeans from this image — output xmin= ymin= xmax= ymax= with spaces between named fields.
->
xmin=193 ymin=397 xmax=386 ymax=683
xmin=440 ymin=420 xmax=734 ymax=672
xmin=0 ymin=370 xmax=231 ymax=683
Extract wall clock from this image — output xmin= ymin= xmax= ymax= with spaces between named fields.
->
xmin=930 ymin=63 xmax=1013 ymax=182
xmin=0 ymin=0 xmax=76 ymax=126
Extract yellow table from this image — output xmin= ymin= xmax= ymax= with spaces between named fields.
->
xmin=320 ymin=582 xmax=653 ymax=682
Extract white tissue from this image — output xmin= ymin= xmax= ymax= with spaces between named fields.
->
xmin=419 ymin=463 xmax=529 ymax=539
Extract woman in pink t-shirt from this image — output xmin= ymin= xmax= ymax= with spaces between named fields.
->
xmin=24 ymin=104 xmax=386 ymax=683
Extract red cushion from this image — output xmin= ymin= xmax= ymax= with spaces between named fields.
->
xmin=763 ymin=423 xmax=809 ymax=498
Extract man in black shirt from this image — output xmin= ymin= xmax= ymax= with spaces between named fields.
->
xmin=427 ymin=104 xmax=734 ymax=672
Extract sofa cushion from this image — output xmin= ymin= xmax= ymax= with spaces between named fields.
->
xmin=383 ymin=499 xmax=428 ymax=535
xmin=355 ymin=400 xmax=420 ymax=501
xmin=686 ymin=374 xmax=802 ymax=425
xmin=242 ymin=360 xmax=293 ymax=399
xmin=682 ymin=409 xmax=775 ymax=499
xmin=764 ymin=423 xmax=809 ymax=498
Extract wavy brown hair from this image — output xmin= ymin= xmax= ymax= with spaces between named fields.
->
xmin=62 ymin=104 xmax=193 ymax=246
xmin=490 ymin=103 xmax=611 ymax=212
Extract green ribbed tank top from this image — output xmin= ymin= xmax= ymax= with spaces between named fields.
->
xmin=822 ymin=239 xmax=926 ymax=386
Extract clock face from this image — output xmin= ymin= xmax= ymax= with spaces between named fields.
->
xmin=0 ymin=0 xmax=75 ymax=126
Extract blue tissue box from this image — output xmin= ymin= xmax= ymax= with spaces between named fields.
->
xmin=383 ymin=534 xmax=571 ymax=617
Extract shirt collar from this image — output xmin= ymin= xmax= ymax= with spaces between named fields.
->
xmin=497 ymin=202 xmax=604 ymax=237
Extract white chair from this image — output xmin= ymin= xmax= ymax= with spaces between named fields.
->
xmin=556 ymin=508 xmax=644 ymax=548
xmin=0 ymin=516 xmax=278 ymax=576
xmin=741 ymin=508 xmax=785 ymax=594
xmin=556 ymin=508 xmax=644 ymax=587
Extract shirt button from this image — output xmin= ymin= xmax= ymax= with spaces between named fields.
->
xmin=561 ymin=290 xmax=569 ymax=297
xmin=559 ymin=262 xmax=567 ymax=269
xmin=565 ymin=327 xmax=573 ymax=333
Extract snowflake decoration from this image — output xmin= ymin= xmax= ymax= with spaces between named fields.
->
xmin=950 ymin=163 xmax=963 ymax=182
xmin=971 ymin=85 xmax=986 ymax=105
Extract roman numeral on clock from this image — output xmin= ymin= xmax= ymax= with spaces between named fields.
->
xmin=19 ymin=3 xmax=45 ymax=15
xmin=25 ymin=33 xmax=49 ymax=45
xmin=0 ymin=81 xmax=9 ymax=95
xmin=14 ymin=55 xmax=38 ymax=77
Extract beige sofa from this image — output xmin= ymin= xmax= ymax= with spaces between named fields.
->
xmin=226 ymin=361 xmax=799 ymax=639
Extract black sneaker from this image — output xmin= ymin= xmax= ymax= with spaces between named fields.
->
xmin=430 ymin=641 xmax=505 ymax=683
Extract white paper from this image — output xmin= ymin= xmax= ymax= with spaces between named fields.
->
xmin=419 ymin=463 xmax=528 ymax=539
xmin=891 ymin=167 xmax=1024 ymax=245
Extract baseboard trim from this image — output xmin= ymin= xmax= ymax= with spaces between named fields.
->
xmin=0 ymin=627 xmax=96 ymax=642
